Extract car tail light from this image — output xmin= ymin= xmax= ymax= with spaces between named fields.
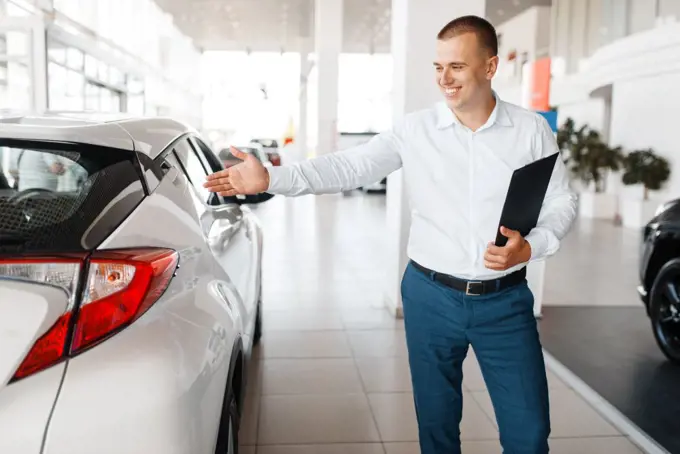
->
xmin=1 ymin=257 xmax=84 ymax=380
xmin=2 ymin=248 xmax=178 ymax=382
xmin=72 ymin=249 xmax=178 ymax=352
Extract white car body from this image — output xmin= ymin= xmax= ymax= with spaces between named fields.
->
xmin=0 ymin=115 xmax=267 ymax=454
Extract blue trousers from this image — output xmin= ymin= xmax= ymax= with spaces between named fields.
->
xmin=401 ymin=262 xmax=550 ymax=454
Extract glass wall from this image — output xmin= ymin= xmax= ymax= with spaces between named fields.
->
xmin=51 ymin=0 xmax=202 ymax=125
xmin=201 ymin=51 xmax=301 ymax=146
xmin=338 ymin=53 xmax=392 ymax=133
xmin=0 ymin=0 xmax=202 ymax=126
xmin=0 ymin=0 xmax=34 ymax=111
xmin=201 ymin=51 xmax=394 ymax=150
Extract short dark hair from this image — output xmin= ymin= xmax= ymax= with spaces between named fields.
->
xmin=437 ymin=15 xmax=498 ymax=57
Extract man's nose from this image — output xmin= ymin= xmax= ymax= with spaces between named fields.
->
xmin=439 ymin=69 xmax=453 ymax=86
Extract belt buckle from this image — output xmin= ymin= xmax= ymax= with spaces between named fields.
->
xmin=466 ymin=281 xmax=483 ymax=296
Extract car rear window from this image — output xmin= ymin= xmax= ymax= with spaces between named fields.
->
xmin=0 ymin=140 xmax=145 ymax=254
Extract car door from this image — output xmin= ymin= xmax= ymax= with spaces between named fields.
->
xmin=174 ymin=138 xmax=257 ymax=345
xmin=189 ymin=137 xmax=262 ymax=323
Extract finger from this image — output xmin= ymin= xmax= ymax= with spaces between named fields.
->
xmin=486 ymin=244 xmax=507 ymax=256
xmin=484 ymin=260 xmax=505 ymax=270
xmin=484 ymin=252 xmax=507 ymax=266
xmin=219 ymin=189 xmax=240 ymax=197
xmin=500 ymin=226 xmax=520 ymax=238
xmin=205 ymin=169 xmax=229 ymax=182
xmin=204 ymin=174 xmax=231 ymax=188
xmin=230 ymin=146 xmax=249 ymax=161
xmin=206 ymin=180 xmax=233 ymax=193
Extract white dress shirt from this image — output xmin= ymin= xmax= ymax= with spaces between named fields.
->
xmin=267 ymin=94 xmax=577 ymax=280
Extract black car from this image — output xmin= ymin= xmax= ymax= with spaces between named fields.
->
xmin=639 ymin=198 xmax=680 ymax=363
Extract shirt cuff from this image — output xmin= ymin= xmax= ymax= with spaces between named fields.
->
xmin=525 ymin=229 xmax=549 ymax=262
xmin=265 ymin=166 xmax=292 ymax=194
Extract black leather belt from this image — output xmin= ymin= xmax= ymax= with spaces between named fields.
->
xmin=411 ymin=260 xmax=526 ymax=296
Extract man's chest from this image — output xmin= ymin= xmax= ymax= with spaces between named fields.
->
xmin=403 ymin=128 xmax=537 ymax=192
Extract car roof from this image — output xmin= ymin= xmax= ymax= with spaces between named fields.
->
xmin=0 ymin=113 xmax=198 ymax=160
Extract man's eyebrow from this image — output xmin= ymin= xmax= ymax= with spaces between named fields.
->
xmin=433 ymin=61 xmax=468 ymax=66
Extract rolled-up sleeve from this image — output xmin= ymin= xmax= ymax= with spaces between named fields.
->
xmin=266 ymin=127 xmax=403 ymax=197
xmin=525 ymin=116 xmax=578 ymax=261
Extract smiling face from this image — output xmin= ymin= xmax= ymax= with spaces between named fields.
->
xmin=434 ymin=32 xmax=498 ymax=112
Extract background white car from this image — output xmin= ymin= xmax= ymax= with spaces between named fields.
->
xmin=0 ymin=115 xmax=270 ymax=454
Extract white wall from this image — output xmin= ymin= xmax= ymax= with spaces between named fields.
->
xmin=610 ymin=73 xmax=680 ymax=203
xmin=546 ymin=18 xmax=680 ymax=207
xmin=492 ymin=6 xmax=551 ymax=104
xmin=556 ymin=97 xmax=606 ymax=133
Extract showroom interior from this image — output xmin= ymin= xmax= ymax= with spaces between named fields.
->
xmin=1 ymin=0 xmax=680 ymax=453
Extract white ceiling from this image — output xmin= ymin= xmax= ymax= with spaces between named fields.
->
xmin=154 ymin=0 xmax=551 ymax=53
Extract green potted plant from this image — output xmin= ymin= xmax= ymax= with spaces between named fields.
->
xmin=619 ymin=148 xmax=671 ymax=228
xmin=571 ymin=129 xmax=623 ymax=193
xmin=556 ymin=117 xmax=586 ymax=165
xmin=621 ymin=149 xmax=670 ymax=200
xmin=567 ymin=127 xmax=623 ymax=219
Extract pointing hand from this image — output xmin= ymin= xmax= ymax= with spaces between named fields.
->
xmin=203 ymin=146 xmax=270 ymax=196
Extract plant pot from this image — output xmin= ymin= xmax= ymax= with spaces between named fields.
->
xmin=620 ymin=198 xmax=660 ymax=229
xmin=578 ymin=191 xmax=618 ymax=220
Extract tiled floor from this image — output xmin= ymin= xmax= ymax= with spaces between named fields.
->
xmin=239 ymin=193 xmax=647 ymax=453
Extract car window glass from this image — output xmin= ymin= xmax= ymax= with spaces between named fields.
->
xmin=0 ymin=142 xmax=144 ymax=253
xmin=1 ymin=147 xmax=88 ymax=193
xmin=174 ymin=140 xmax=211 ymax=203
xmin=190 ymin=137 xmax=221 ymax=173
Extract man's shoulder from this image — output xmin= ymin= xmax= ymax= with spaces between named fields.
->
xmin=500 ymin=99 xmax=548 ymax=129
xmin=394 ymin=105 xmax=440 ymax=130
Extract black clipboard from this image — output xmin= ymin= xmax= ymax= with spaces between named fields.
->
xmin=494 ymin=152 xmax=560 ymax=247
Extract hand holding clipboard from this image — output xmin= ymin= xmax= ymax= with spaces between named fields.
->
xmin=494 ymin=152 xmax=560 ymax=247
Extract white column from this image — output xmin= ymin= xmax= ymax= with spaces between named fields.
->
xmin=298 ymin=47 xmax=312 ymax=160
xmin=314 ymin=0 xmax=342 ymax=155
xmin=384 ymin=0 xmax=486 ymax=317
xmin=519 ymin=55 xmax=548 ymax=318
xmin=30 ymin=19 xmax=48 ymax=113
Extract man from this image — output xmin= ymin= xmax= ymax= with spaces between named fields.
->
xmin=15 ymin=149 xmax=66 ymax=191
xmin=205 ymin=15 xmax=576 ymax=454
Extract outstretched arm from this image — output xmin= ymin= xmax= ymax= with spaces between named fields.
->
xmin=267 ymin=130 xmax=403 ymax=196
xmin=204 ymin=128 xmax=403 ymax=198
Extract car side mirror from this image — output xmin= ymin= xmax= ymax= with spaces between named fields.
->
xmin=236 ymin=192 xmax=275 ymax=205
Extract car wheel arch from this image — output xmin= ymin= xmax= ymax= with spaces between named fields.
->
xmin=648 ymin=257 xmax=680 ymax=363
xmin=645 ymin=234 xmax=680 ymax=293
xmin=227 ymin=336 xmax=245 ymax=414
xmin=213 ymin=336 xmax=245 ymax=453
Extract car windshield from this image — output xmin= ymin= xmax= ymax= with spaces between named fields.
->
xmin=0 ymin=141 xmax=144 ymax=254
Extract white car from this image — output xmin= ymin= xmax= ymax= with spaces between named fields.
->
xmin=0 ymin=115 xmax=269 ymax=454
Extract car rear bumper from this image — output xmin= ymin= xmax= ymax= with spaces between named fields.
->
xmin=42 ymin=299 xmax=237 ymax=454
xmin=0 ymin=365 xmax=66 ymax=454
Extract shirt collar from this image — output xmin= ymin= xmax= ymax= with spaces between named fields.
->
xmin=436 ymin=91 xmax=513 ymax=130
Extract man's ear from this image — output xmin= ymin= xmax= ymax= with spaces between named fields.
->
xmin=486 ymin=55 xmax=499 ymax=80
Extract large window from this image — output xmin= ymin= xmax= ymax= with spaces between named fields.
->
xmin=0 ymin=29 xmax=31 ymax=111
xmin=337 ymin=53 xmax=393 ymax=133
xmin=47 ymin=37 xmax=128 ymax=113
xmin=50 ymin=0 xmax=202 ymax=124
